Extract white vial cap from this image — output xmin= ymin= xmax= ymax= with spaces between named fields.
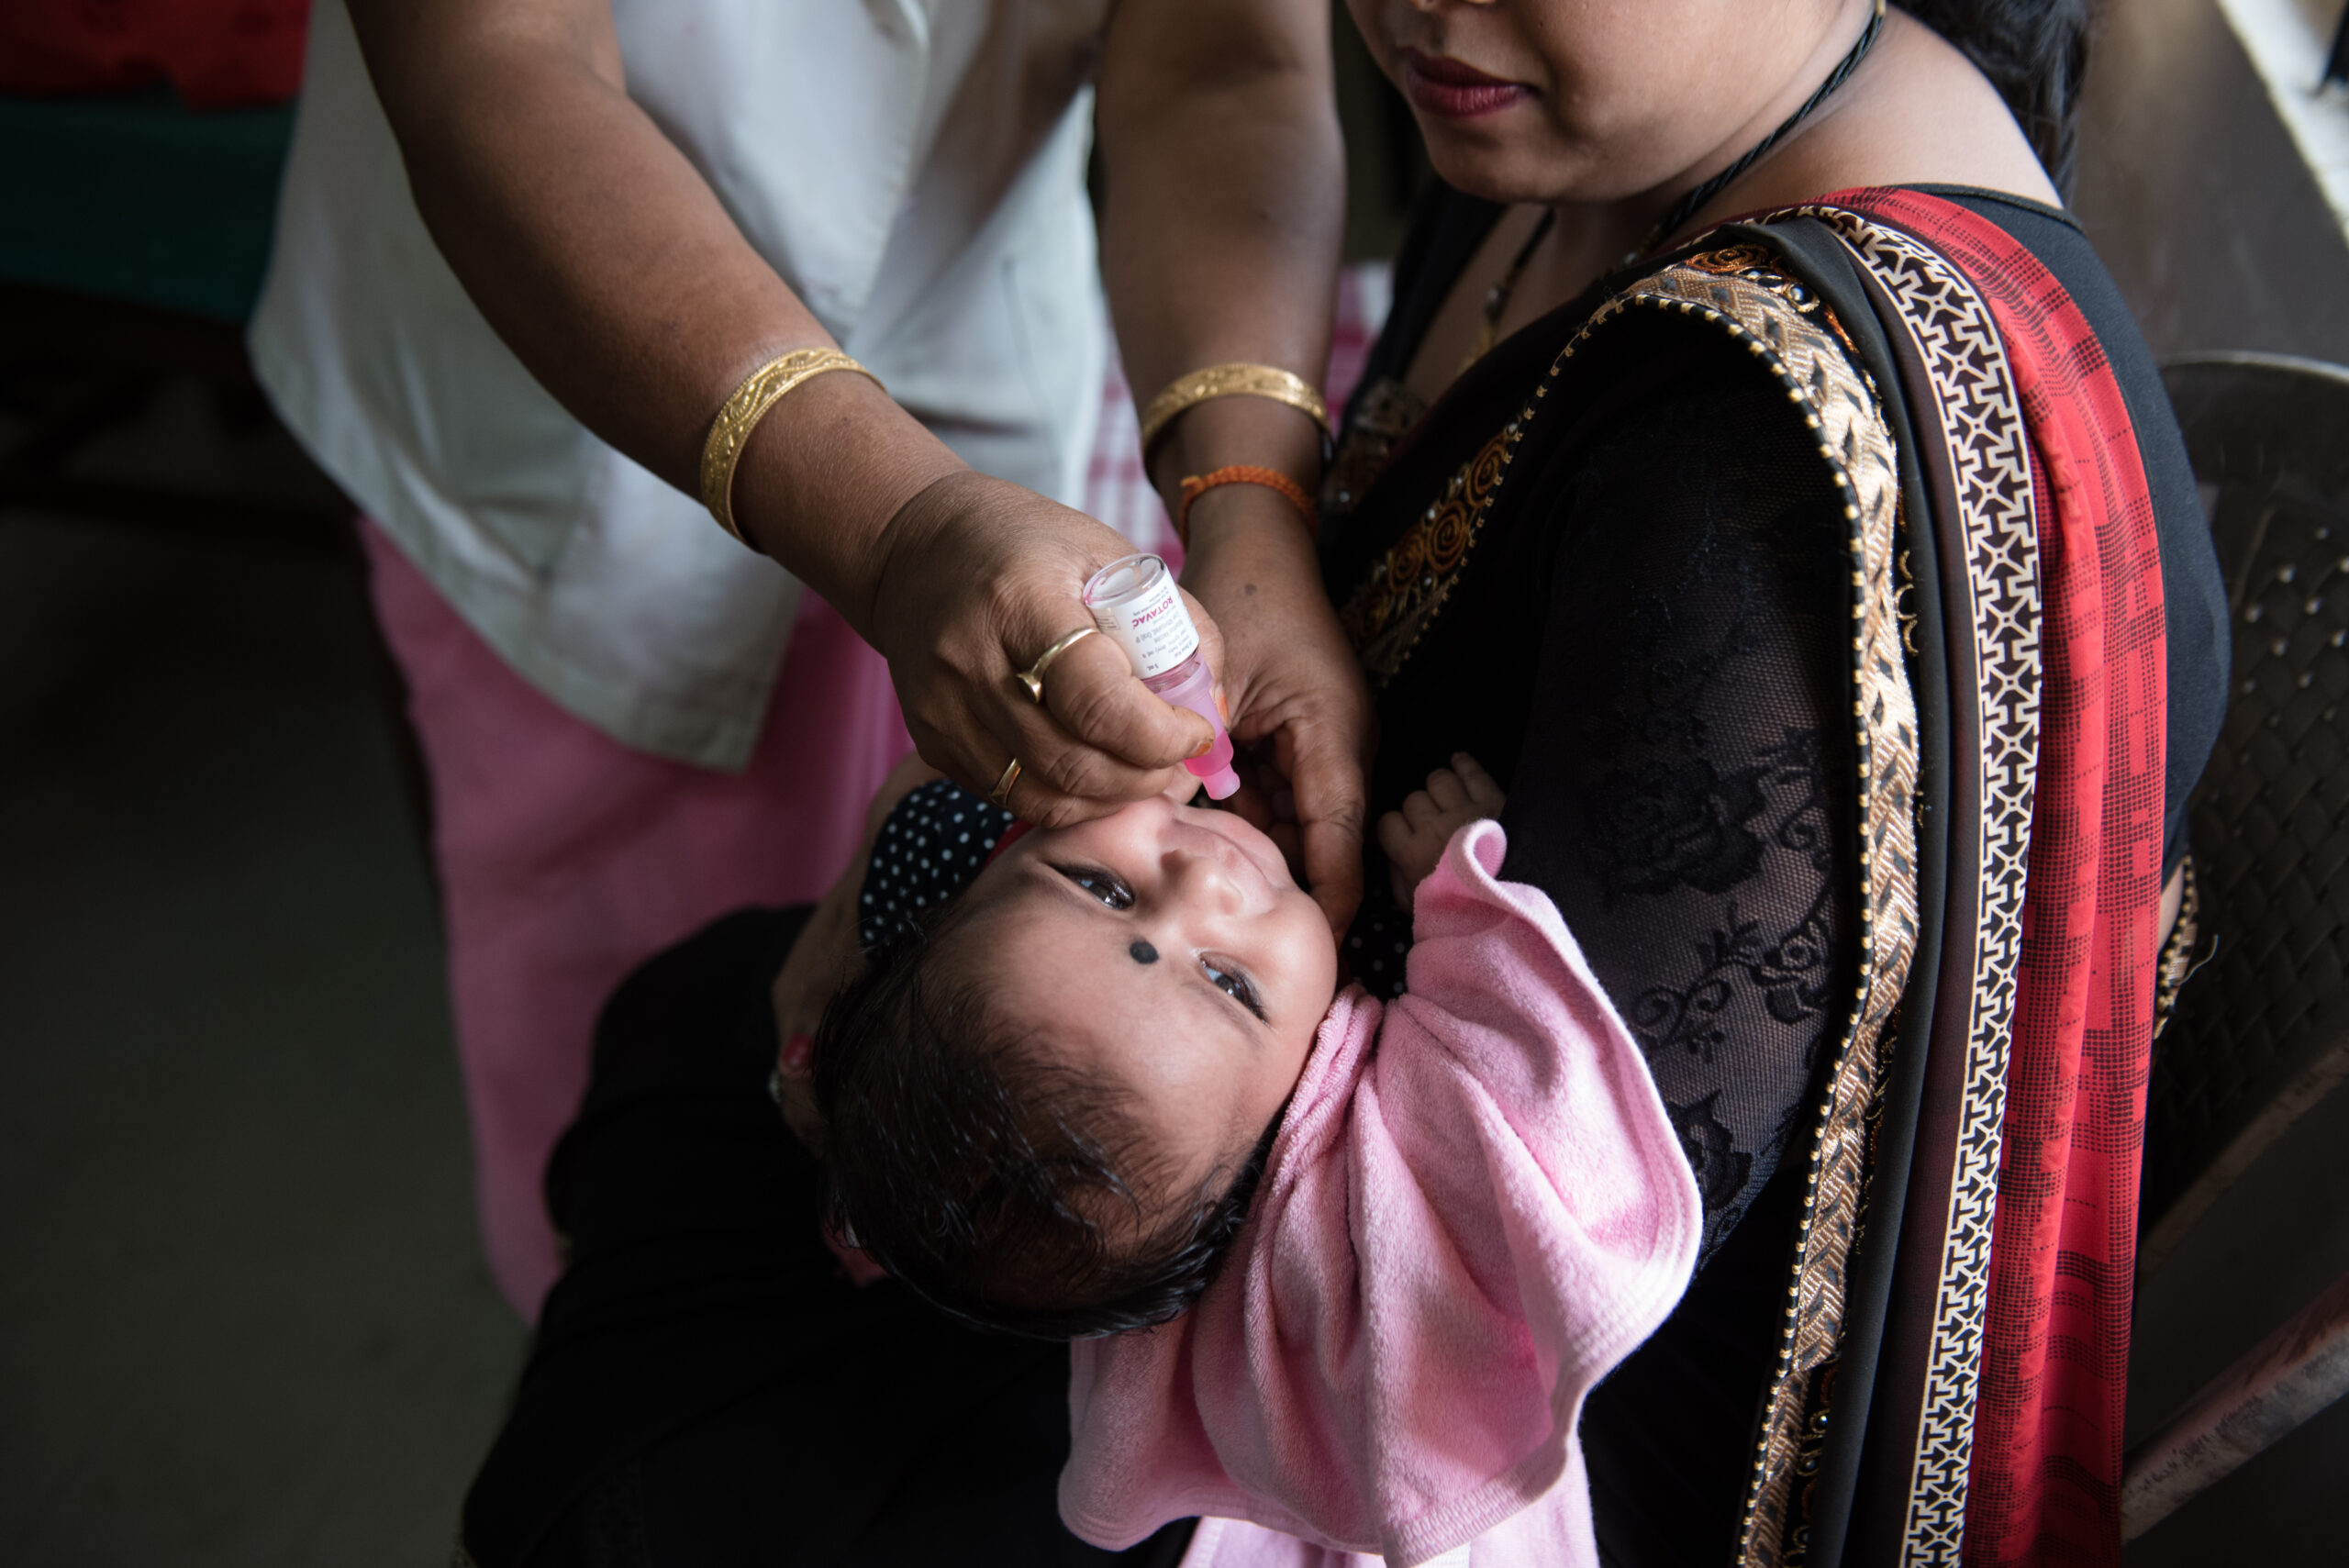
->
xmin=1081 ymin=554 xmax=1198 ymax=680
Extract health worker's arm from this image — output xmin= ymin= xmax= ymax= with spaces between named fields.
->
xmin=343 ymin=0 xmax=1216 ymax=827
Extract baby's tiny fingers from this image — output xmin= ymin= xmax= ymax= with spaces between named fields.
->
xmin=1400 ymin=789 xmax=1444 ymax=829
xmin=1451 ymin=752 xmax=1508 ymax=812
xmin=1375 ymin=809 xmax=1415 ymax=862
xmin=1423 ymin=767 xmax=1469 ymax=813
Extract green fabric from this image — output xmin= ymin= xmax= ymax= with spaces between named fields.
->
xmin=0 ymin=90 xmax=294 ymax=322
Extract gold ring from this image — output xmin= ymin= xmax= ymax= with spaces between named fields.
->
xmin=1016 ymin=626 xmax=1099 ymax=704
xmin=989 ymin=756 xmax=1023 ymax=807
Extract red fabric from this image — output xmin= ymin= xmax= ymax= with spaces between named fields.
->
xmin=986 ymin=818 xmax=1037 ymax=864
xmin=0 ymin=0 xmax=307 ymax=109
xmin=1830 ymin=188 xmax=2168 ymax=1566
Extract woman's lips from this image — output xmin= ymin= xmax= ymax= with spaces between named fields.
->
xmin=1399 ymin=49 xmax=1531 ymax=119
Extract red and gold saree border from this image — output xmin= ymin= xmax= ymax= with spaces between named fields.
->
xmin=1789 ymin=188 xmax=2168 ymax=1568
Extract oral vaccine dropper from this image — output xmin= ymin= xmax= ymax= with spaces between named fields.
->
xmin=1080 ymin=553 xmax=1241 ymax=799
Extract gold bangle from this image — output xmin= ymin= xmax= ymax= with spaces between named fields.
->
xmin=1137 ymin=362 xmax=1330 ymax=460
xmin=699 ymin=348 xmax=885 ymax=544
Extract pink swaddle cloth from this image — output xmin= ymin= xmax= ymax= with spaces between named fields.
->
xmin=1060 ymin=821 xmax=1703 ymax=1568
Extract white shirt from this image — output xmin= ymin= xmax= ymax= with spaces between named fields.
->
xmin=250 ymin=0 xmax=1110 ymax=767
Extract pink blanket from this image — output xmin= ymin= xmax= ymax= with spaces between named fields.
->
xmin=1061 ymin=822 xmax=1702 ymax=1568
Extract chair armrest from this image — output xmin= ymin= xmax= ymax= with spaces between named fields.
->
xmin=2121 ymin=1265 xmax=2349 ymax=1540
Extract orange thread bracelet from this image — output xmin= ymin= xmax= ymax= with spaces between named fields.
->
xmin=1174 ymin=465 xmax=1319 ymax=548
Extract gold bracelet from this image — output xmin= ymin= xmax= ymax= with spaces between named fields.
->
xmin=1136 ymin=362 xmax=1330 ymax=460
xmin=698 ymin=348 xmax=885 ymax=543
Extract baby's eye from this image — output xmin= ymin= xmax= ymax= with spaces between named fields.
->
xmin=1202 ymin=958 xmax=1266 ymax=1021
xmin=1054 ymin=864 xmax=1133 ymax=909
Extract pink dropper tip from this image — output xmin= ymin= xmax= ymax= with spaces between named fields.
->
xmin=1196 ymin=763 xmax=1242 ymax=801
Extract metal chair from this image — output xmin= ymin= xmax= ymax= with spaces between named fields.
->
xmin=2122 ymin=352 xmax=2349 ymax=1539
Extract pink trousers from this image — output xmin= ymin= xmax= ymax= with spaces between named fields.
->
xmin=363 ymin=524 xmax=911 ymax=1318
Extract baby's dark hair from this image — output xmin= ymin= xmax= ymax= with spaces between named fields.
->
xmin=811 ymin=900 xmax=1279 ymax=1340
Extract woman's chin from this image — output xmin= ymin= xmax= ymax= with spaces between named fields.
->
xmin=1418 ymin=132 xmax=1631 ymax=213
xmin=1419 ymin=133 xmax=1559 ymax=206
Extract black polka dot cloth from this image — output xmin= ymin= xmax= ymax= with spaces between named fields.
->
xmin=857 ymin=779 xmax=1016 ymax=951
xmin=1342 ymin=883 xmax=1417 ymax=1002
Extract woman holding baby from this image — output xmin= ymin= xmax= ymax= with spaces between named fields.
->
xmin=460 ymin=4 xmax=2227 ymax=1568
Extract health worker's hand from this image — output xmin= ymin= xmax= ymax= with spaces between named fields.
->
xmin=867 ymin=470 xmax=1225 ymax=827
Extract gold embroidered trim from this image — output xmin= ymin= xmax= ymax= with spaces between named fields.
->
xmin=1336 ymin=418 xmax=1522 ymax=688
xmin=1321 ymin=376 xmax=1430 ymax=525
xmin=1684 ymin=242 xmax=1779 ymax=277
xmin=1573 ymin=262 xmax=1920 ymax=1568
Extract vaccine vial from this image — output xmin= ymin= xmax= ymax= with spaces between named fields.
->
xmin=1081 ymin=553 xmax=1241 ymax=800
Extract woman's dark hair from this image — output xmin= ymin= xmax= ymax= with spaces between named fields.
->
xmin=1897 ymin=1 xmax=2094 ymax=192
xmin=811 ymin=903 xmax=1278 ymax=1340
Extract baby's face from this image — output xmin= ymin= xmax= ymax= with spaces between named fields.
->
xmin=954 ymin=796 xmax=1338 ymax=1196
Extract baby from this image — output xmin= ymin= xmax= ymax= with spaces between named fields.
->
xmin=809 ymin=756 xmax=1507 ymax=1339
xmin=801 ymin=756 xmax=1701 ymax=1562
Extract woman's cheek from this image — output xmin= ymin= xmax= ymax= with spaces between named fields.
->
xmin=1342 ymin=0 xmax=1396 ymax=77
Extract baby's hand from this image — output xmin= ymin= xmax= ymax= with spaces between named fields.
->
xmin=1375 ymin=753 xmax=1506 ymax=911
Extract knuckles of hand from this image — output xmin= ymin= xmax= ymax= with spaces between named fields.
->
xmin=1050 ymin=670 xmax=1160 ymax=759
xmin=1027 ymin=792 xmax=1112 ymax=832
xmin=1030 ymin=742 xmax=1133 ymax=807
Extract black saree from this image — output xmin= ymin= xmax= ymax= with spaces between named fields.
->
xmin=1319 ymin=184 xmax=2224 ymax=1568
